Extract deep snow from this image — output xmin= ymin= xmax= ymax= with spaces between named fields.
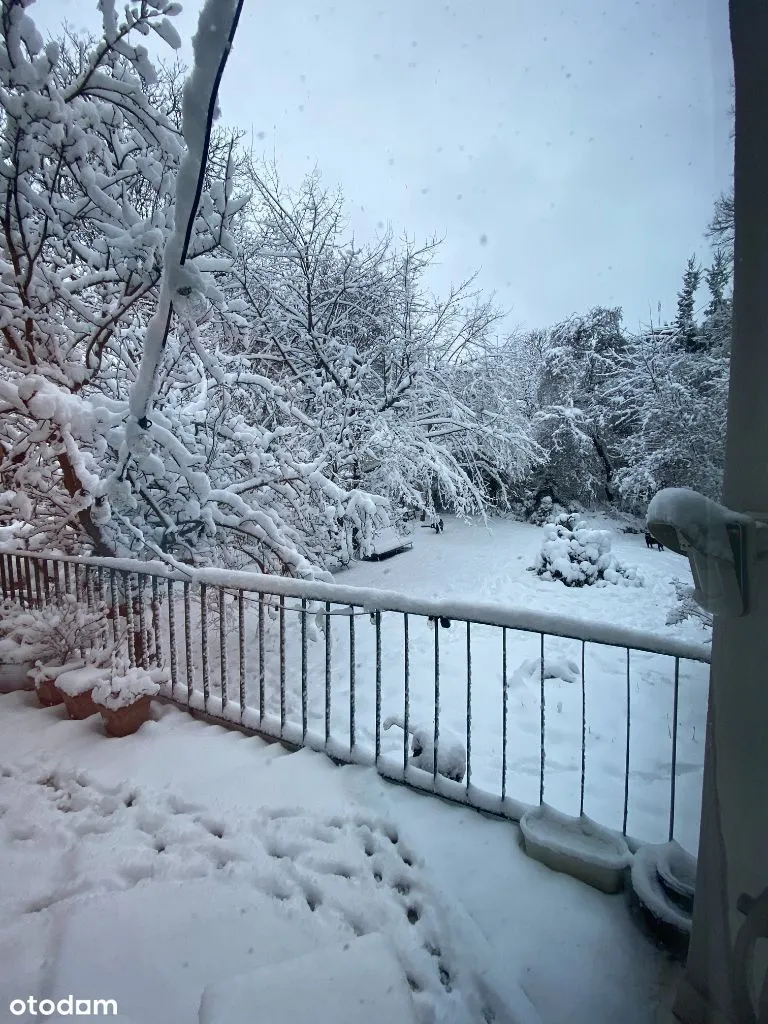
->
xmin=0 ymin=692 xmax=679 ymax=1024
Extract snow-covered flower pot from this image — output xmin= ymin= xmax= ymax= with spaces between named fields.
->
xmin=629 ymin=841 xmax=695 ymax=959
xmin=92 ymin=667 xmax=161 ymax=738
xmin=28 ymin=662 xmax=84 ymax=708
xmin=519 ymin=805 xmax=632 ymax=894
xmin=54 ymin=666 xmax=108 ymax=720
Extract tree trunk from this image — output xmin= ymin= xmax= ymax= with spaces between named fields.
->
xmin=673 ymin=4 xmax=768 ymax=1021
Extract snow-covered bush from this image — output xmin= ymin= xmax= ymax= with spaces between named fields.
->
xmin=92 ymin=664 xmax=163 ymax=710
xmin=531 ymin=521 xmax=642 ymax=588
xmin=666 ymin=579 xmax=713 ymax=633
xmin=526 ymin=492 xmax=584 ymax=528
xmin=0 ymin=596 xmax=112 ymax=666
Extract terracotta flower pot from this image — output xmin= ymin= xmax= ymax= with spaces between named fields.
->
xmin=36 ymin=677 xmax=65 ymax=708
xmin=99 ymin=695 xmax=153 ymax=737
xmin=62 ymin=688 xmax=99 ymax=720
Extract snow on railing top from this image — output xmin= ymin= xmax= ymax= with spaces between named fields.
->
xmin=1 ymin=548 xmax=711 ymax=664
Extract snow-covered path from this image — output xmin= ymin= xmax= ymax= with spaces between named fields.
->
xmin=0 ymin=693 xmax=677 ymax=1024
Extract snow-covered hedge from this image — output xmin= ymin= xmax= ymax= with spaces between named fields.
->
xmin=531 ymin=521 xmax=642 ymax=588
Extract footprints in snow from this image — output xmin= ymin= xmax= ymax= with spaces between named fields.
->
xmin=2 ymin=761 xmax=455 ymax=999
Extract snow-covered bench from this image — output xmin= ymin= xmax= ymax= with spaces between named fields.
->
xmin=362 ymin=526 xmax=413 ymax=561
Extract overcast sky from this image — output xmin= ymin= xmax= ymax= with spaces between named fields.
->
xmin=43 ymin=0 xmax=733 ymax=333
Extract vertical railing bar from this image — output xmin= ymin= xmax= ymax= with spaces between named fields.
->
xmin=279 ymin=595 xmax=286 ymax=736
xmin=74 ymin=562 xmax=83 ymax=605
xmin=466 ymin=621 xmax=472 ymax=791
xmin=238 ymin=590 xmax=246 ymax=721
xmin=301 ymin=598 xmax=308 ymax=742
xmin=85 ymin=565 xmax=96 ymax=609
xmin=168 ymin=579 xmax=178 ymax=698
xmin=53 ymin=558 xmax=62 ymax=602
xmin=96 ymin=566 xmax=106 ymax=607
xmin=374 ymin=610 xmax=382 ymax=765
xmin=219 ymin=587 xmax=228 ymax=711
xmin=669 ymin=656 xmax=681 ymax=842
xmin=433 ymin=619 xmax=440 ymax=784
xmin=63 ymin=560 xmax=72 ymax=607
xmin=75 ymin=565 xmax=86 ymax=660
xmin=137 ymin=574 xmax=149 ymax=670
xmin=623 ymin=647 xmax=631 ymax=837
xmin=152 ymin=575 xmax=162 ymax=668
xmin=580 ymin=641 xmax=587 ymax=818
xmin=539 ymin=632 xmax=545 ymax=806
xmin=501 ymin=627 xmax=508 ymax=802
xmin=33 ymin=558 xmax=44 ymax=608
xmin=124 ymin=572 xmax=135 ymax=668
xmin=183 ymin=581 xmax=193 ymax=703
xmin=349 ymin=610 xmax=356 ymax=752
xmin=15 ymin=555 xmax=26 ymax=606
xmin=109 ymin=569 xmax=119 ymax=647
xmin=0 ymin=552 xmax=8 ymax=600
xmin=23 ymin=555 xmax=34 ymax=608
xmin=324 ymin=601 xmax=332 ymax=746
xmin=200 ymin=583 xmax=210 ymax=709
xmin=95 ymin=566 xmax=108 ymax=649
xmin=403 ymin=614 xmax=410 ymax=774
xmin=258 ymin=594 xmax=265 ymax=721
xmin=43 ymin=558 xmax=53 ymax=606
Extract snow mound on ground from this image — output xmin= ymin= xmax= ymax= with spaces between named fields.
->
xmin=511 ymin=655 xmax=581 ymax=688
xmin=0 ymin=753 xmax=499 ymax=1024
xmin=531 ymin=522 xmax=642 ymax=588
xmin=384 ymin=715 xmax=466 ymax=783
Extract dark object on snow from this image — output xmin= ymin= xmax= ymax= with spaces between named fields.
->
xmin=419 ymin=512 xmax=444 ymax=534
xmin=645 ymin=531 xmax=664 ymax=551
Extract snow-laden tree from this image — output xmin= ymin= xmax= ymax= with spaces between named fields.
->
xmin=0 ymin=1 xmax=388 ymax=575
xmin=607 ymin=327 xmax=729 ymax=509
xmin=518 ymin=307 xmax=628 ymax=507
xmin=673 ymin=254 xmax=703 ymax=353
xmin=232 ymin=163 xmax=540 ymax=528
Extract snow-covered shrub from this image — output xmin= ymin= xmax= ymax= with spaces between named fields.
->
xmin=526 ymin=493 xmax=584 ymax=528
xmin=0 ymin=596 xmax=112 ymax=666
xmin=531 ymin=522 xmax=642 ymax=588
xmin=92 ymin=664 xmax=163 ymax=710
xmin=666 ymin=579 xmax=713 ymax=633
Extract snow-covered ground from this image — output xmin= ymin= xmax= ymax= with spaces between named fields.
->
xmin=169 ymin=514 xmax=708 ymax=852
xmin=0 ymin=692 xmax=680 ymax=1024
xmin=335 ymin=515 xmax=709 ymax=850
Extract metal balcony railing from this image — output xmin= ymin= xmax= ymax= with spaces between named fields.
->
xmin=0 ymin=549 xmax=711 ymax=849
